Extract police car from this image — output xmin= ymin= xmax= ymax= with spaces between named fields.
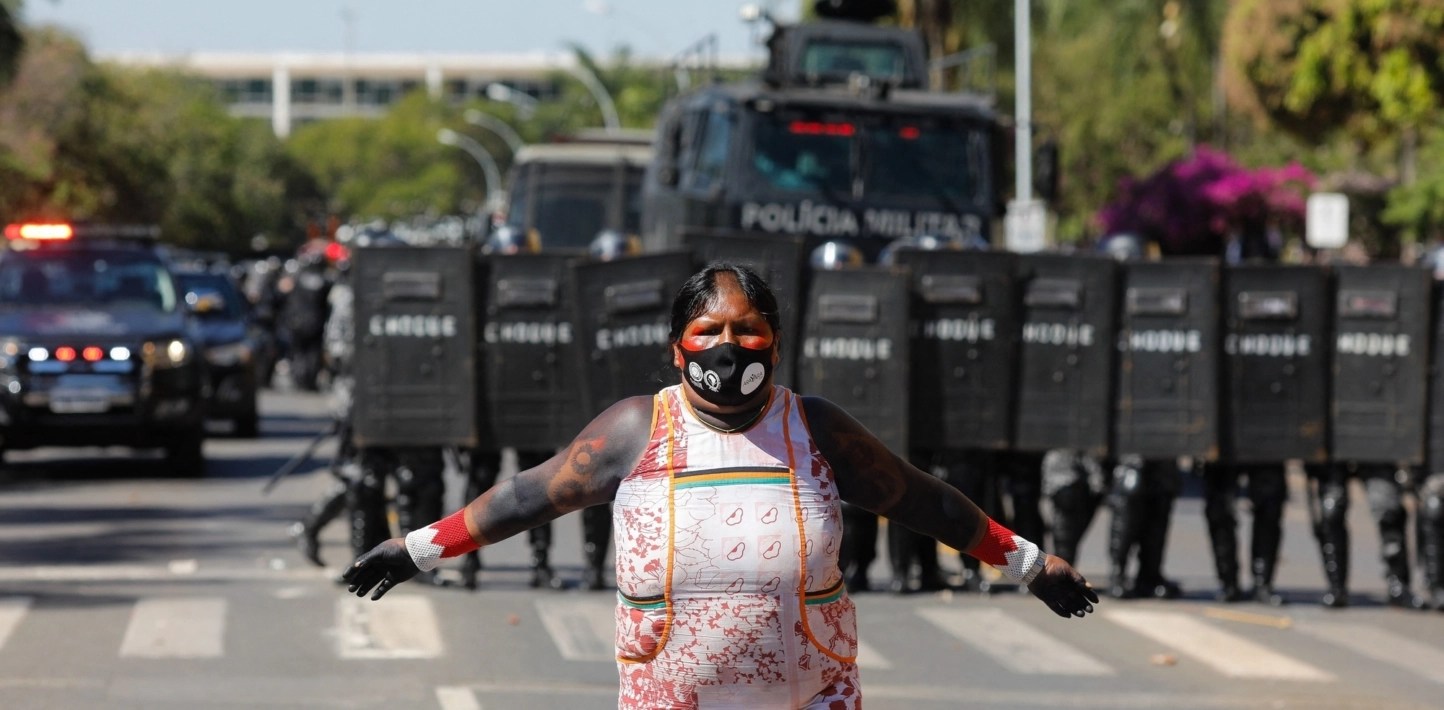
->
xmin=0 ymin=223 xmax=208 ymax=475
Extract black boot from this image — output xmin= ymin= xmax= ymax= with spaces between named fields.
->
xmin=1134 ymin=490 xmax=1182 ymax=600
xmin=581 ymin=505 xmax=612 ymax=591
xmin=1204 ymin=465 xmax=1244 ymax=602
xmin=1314 ymin=476 xmax=1351 ymax=609
xmin=1381 ymin=516 xmax=1424 ymax=610
xmin=887 ymin=521 xmax=916 ymax=594
xmin=292 ymin=481 xmax=348 ymax=567
xmin=840 ymin=504 xmax=877 ymax=593
xmin=1420 ymin=483 xmax=1444 ymax=611
xmin=529 ymin=524 xmax=560 ymax=590
xmin=1106 ymin=462 xmax=1142 ymax=599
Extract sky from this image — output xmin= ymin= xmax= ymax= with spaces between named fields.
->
xmin=18 ymin=0 xmax=801 ymax=60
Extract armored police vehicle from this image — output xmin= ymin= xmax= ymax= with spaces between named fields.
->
xmin=494 ymin=135 xmax=654 ymax=253
xmin=0 ymin=223 xmax=208 ymax=475
xmin=641 ymin=1 xmax=1003 ymax=261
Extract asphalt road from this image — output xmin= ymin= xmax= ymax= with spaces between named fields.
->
xmin=1 ymin=386 xmax=1442 ymax=709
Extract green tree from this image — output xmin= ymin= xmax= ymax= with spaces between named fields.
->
xmin=0 ymin=1 xmax=22 ymax=87
xmin=0 ymin=27 xmax=317 ymax=252
xmin=286 ymin=92 xmax=464 ymax=220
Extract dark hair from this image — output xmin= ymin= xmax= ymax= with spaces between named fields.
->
xmin=668 ymin=262 xmax=782 ymax=342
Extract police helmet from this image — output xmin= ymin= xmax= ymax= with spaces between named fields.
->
xmin=588 ymin=230 xmax=639 ymax=262
xmin=808 ymin=240 xmax=865 ymax=271
xmin=485 ymin=225 xmax=528 ymax=255
xmin=1099 ymin=233 xmax=1145 ymax=262
xmin=877 ymin=234 xmax=964 ymax=266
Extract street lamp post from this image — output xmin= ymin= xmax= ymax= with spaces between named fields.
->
xmin=437 ymin=128 xmax=504 ymax=210
xmin=567 ymin=63 xmax=622 ymax=134
xmin=485 ymin=83 xmax=539 ymax=120
xmin=463 ymin=109 xmax=525 ymax=156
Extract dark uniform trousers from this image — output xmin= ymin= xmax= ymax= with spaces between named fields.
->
xmin=1042 ymin=449 xmax=1106 ymax=569
xmin=1105 ymin=454 xmax=1182 ymax=599
xmin=1203 ymin=462 xmax=1287 ymax=604
xmin=349 ymin=446 xmax=446 ymax=564
xmin=461 ymin=449 xmax=612 ymax=591
xmin=1310 ymin=462 xmax=1426 ymax=609
xmin=1418 ymin=472 xmax=1444 ymax=610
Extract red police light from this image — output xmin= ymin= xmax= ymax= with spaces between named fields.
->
xmin=324 ymin=241 xmax=350 ymax=263
xmin=55 ymin=346 xmax=77 ymax=362
xmin=899 ymin=126 xmax=921 ymax=140
xmin=4 ymin=223 xmax=74 ymax=240
xmin=789 ymin=120 xmax=856 ymax=137
xmin=82 ymin=346 xmax=104 ymax=362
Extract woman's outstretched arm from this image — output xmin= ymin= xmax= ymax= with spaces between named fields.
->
xmin=343 ymin=395 xmax=654 ymax=599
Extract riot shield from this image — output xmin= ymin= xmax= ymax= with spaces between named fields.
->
xmin=571 ymin=251 xmax=696 ymax=418
xmin=351 ymin=245 xmax=478 ymax=448
xmin=889 ymin=249 xmax=1019 ymax=451
xmin=796 ymin=267 xmax=911 ymax=454
xmin=1331 ymin=264 xmax=1430 ymax=464
xmin=1013 ymin=253 xmax=1118 ymax=457
xmin=1221 ymin=264 xmax=1330 ymax=464
xmin=1114 ymin=259 xmax=1221 ymax=460
xmin=479 ymin=253 xmax=587 ymax=451
xmin=683 ymin=232 xmax=806 ymax=388
xmin=1428 ymin=281 xmax=1444 ymax=474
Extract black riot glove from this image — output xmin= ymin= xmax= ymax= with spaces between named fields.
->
xmin=1027 ymin=554 xmax=1101 ymax=619
xmin=342 ymin=538 xmax=420 ymax=600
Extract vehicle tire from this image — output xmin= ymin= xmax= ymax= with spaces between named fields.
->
xmin=234 ymin=412 xmax=260 ymax=439
xmin=165 ymin=431 xmax=207 ymax=478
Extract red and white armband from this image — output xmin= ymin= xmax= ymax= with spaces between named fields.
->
xmin=968 ymin=518 xmax=1046 ymax=586
xmin=404 ymin=510 xmax=480 ymax=572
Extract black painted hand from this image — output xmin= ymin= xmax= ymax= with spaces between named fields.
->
xmin=341 ymin=538 xmax=419 ymax=601
xmin=1027 ymin=554 xmax=1100 ymax=619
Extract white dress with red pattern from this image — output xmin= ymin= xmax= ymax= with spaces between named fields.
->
xmin=611 ymin=385 xmax=861 ymax=709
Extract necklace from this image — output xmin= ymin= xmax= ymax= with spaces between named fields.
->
xmin=695 ymin=402 xmax=768 ymax=434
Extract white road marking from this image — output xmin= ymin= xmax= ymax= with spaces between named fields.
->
xmin=534 ymin=597 xmax=616 ymax=662
xmin=532 ymin=597 xmax=893 ymax=670
xmin=1107 ymin=609 xmax=1333 ymax=681
xmin=918 ymin=607 xmax=1114 ymax=676
xmin=336 ymin=594 xmax=444 ymax=659
xmin=0 ymin=597 xmax=33 ymax=652
xmin=118 ymin=597 xmax=226 ymax=658
xmin=0 ymin=563 xmax=327 ymax=583
xmin=854 ymin=638 xmax=892 ymax=670
xmin=435 ymin=686 xmax=482 ymax=710
xmin=1297 ymin=620 xmax=1444 ymax=684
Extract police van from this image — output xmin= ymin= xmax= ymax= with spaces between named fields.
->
xmin=0 ymin=223 xmax=208 ymax=475
xmin=641 ymin=2 xmax=1004 ymax=261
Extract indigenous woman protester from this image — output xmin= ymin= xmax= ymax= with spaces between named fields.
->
xmin=343 ymin=262 xmax=1098 ymax=709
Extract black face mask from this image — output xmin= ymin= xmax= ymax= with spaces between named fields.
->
xmin=679 ymin=342 xmax=773 ymax=407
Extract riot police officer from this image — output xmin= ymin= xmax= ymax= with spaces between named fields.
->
xmin=1097 ymin=234 xmax=1184 ymax=599
xmin=279 ymin=249 xmax=333 ymax=391
xmin=1203 ymin=460 xmax=1287 ymax=604
xmin=806 ymin=241 xmax=890 ymax=592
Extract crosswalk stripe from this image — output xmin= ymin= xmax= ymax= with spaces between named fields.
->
xmin=1297 ymin=620 xmax=1444 ymax=684
xmin=533 ymin=597 xmax=892 ymax=669
xmin=1107 ymin=609 xmax=1333 ymax=681
xmin=336 ymin=594 xmax=443 ymax=659
xmin=917 ymin=607 xmax=1115 ymax=676
xmin=118 ymin=597 xmax=226 ymax=658
xmin=435 ymin=686 xmax=482 ymax=710
xmin=0 ymin=597 xmax=32 ymax=652
xmin=535 ymin=598 xmax=616 ymax=662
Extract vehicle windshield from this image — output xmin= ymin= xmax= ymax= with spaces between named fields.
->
xmin=175 ymin=272 xmax=246 ymax=320
xmin=748 ymin=112 xmax=989 ymax=210
xmin=0 ymin=250 xmax=179 ymax=312
xmin=506 ymin=165 xmax=644 ymax=250
xmin=800 ymin=41 xmax=909 ymax=83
